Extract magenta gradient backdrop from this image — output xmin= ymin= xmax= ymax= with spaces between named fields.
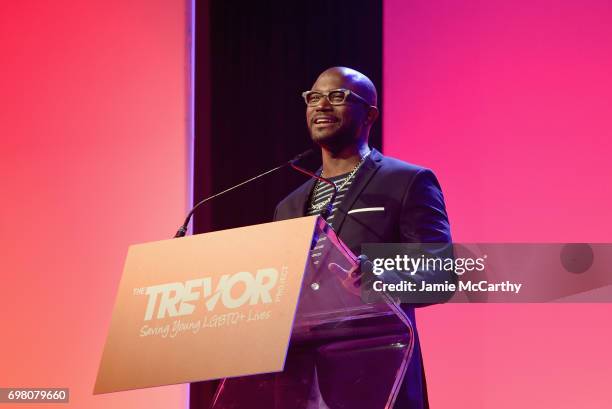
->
xmin=1 ymin=0 xmax=190 ymax=407
xmin=2 ymin=0 xmax=612 ymax=408
xmin=384 ymin=1 xmax=612 ymax=407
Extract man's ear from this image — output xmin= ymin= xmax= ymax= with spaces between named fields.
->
xmin=365 ymin=106 xmax=379 ymax=126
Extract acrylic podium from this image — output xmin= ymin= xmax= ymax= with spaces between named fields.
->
xmin=94 ymin=216 xmax=414 ymax=409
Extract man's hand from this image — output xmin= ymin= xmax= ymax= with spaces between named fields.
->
xmin=328 ymin=254 xmax=373 ymax=296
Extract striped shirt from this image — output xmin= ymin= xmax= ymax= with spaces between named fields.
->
xmin=307 ymin=172 xmax=353 ymax=265
xmin=306 ymin=171 xmax=353 ymax=228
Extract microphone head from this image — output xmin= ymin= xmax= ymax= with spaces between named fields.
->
xmin=290 ymin=148 xmax=315 ymax=164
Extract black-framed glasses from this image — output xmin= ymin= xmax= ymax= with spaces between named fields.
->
xmin=301 ymin=88 xmax=372 ymax=107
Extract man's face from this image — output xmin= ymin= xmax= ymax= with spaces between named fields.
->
xmin=306 ymin=73 xmax=367 ymax=150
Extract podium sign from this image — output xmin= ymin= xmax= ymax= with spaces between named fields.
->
xmin=94 ymin=216 xmax=319 ymax=394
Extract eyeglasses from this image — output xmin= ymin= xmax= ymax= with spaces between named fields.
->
xmin=302 ymin=88 xmax=372 ymax=107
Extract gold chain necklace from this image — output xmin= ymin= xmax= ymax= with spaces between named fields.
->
xmin=311 ymin=151 xmax=371 ymax=211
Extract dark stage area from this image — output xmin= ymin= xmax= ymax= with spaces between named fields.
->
xmin=193 ymin=0 xmax=383 ymax=234
xmin=191 ymin=0 xmax=383 ymax=406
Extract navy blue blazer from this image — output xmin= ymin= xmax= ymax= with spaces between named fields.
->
xmin=274 ymin=149 xmax=451 ymax=253
xmin=273 ymin=148 xmax=452 ymax=409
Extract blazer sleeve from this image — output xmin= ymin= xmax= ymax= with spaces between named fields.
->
xmin=376 ymin=168 xmax=455 ymax=305
xmin=399 ymin=168 xmax=452 ymax=244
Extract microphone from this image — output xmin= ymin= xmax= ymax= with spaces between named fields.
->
xmin=173 ymin=149 xmax=314 ymax=238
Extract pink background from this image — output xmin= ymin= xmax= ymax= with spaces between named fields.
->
xmin=2 ymin=0 xmax=611 ymax=408
xmin=0 ymin=0 xmax=190 ymax=407
xmin=384 ymin=0 xmax=612 ymax=407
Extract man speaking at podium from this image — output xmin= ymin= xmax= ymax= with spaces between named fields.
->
xmin=274 ymin=67 xmax=452 ymax=409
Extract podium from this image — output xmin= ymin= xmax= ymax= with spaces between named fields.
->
xmin=95 ymin=216 xmax=414 ymax=409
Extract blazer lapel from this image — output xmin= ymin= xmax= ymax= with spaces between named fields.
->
xmin=333 ymin=149 xmax=383 ymax=234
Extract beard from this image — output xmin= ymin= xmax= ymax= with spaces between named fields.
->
xmin=309 ymin=123 xmax=360 ymax=153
